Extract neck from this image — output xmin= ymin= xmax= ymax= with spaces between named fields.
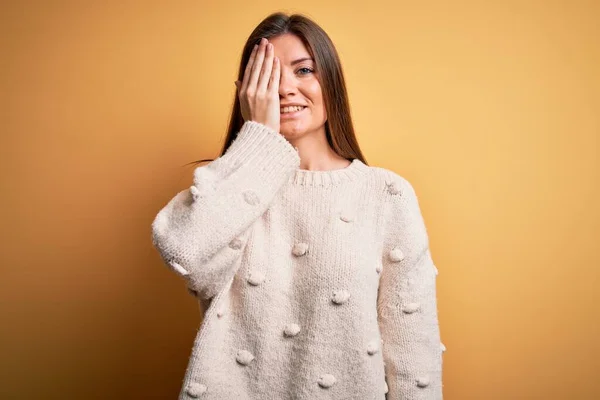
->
xmin=285 ymin=126 xmax=348 ymax=171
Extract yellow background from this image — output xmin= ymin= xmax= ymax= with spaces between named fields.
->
xmin=2 ymin=1 xmax=598 ymax=399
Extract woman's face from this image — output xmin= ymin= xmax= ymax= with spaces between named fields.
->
xmin=270 ymin=33 xmax=327 ymax=139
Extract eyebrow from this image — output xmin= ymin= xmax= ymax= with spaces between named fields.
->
xmin=290 ymin=57 xmax=314 ymax=65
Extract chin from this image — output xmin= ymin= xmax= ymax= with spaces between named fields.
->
xmin=280 ymin=123 xmax=308 ymax=137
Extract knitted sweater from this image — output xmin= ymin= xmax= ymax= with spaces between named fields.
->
xmin=151 ymin=121 xmax=444 ymax=400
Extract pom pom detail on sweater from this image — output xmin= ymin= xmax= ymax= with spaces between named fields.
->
xmin=283 ymin=323 xmax=301 ymax=337
xmin=292 ymin=242 xmax=309 ymax=256
xmin=169 ymin=261 xmax=189 ymax=276
xmin=389 ymin=247 xmax=405 ymax=262
xmin=243 ymin=190 xmax=260 ymax=206
xmin=386 ymin=180 xmax=402 ymax=195
xmin=189 ymin=185 xmax=201 ymax=202
xmin=416 ymin=376 xmax=430 ymax=388
xmin=317 ymin=374 xmax=336 ymax=388
xmin=236 ymin=350 xmax=255 ymax=366
xmin=384 ymin=381 xmax=389 ymax=393
xmin=229 ymin=238 xmax=243 ymax=250
xmin=331 ymin=290 xmax=351 ymax=305
xmin=339 ymin=212 xmax=354 ymax=223
xmin=192 ymin=165 xmax=217 ymax=196
xmin=185 ymin=382 xmax=207 ymax=397
xmin=367 ymin=340 xmax=380 ymax=355
xmin=441 ymin=342 xmax=447 ymax=352
xmin=402 ymin=302 xmax=421 ymax=314
xmin=247 ymin=271 xmax=266 ymax=286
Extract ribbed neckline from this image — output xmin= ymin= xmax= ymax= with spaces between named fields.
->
xmin=287 ymin=158 xmax=370 ymax=186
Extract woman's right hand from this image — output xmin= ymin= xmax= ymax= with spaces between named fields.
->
xmin=235 ymin=37 xmax=281 ymax=133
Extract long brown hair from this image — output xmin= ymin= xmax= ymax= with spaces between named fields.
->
xmin=187 ymin=12 xmax=367 ymax=167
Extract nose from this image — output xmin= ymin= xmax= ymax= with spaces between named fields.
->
xmin=278 ymin=67 xmax=298 ymax=98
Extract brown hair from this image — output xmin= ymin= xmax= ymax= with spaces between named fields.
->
xmin=187 ymin=12 xmax=367 ymax=167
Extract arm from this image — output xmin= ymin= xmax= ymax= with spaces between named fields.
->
xmin=151 ymin=121 xmax=300 ymax=299
xmin=377 ymin=175 xmax=444 ymax=399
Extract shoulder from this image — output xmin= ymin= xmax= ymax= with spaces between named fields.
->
xmin=366 ymin=165 xmax=429 ymax=239
xmin=364 ymin=164 xmax=420 ymax=202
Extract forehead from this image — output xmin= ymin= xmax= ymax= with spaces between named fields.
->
xmin=270 ymin=33 xmax=313 ymax=64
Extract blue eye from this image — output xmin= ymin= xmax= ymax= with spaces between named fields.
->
xmin=297 ymin=67 xmax=314 ymax=75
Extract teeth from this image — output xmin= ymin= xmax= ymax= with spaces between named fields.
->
xmin=281 ymin=106 xmax=305 ymax=113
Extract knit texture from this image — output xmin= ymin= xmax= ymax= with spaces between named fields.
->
xmin=151 ymin=121 xmax=444 ymax=399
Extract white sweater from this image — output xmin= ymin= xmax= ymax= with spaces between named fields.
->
xmin=151 ymin=121 xmax=444 ymax=399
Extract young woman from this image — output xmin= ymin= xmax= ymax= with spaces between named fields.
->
xmin=152 ymin=12 xmax=444 ymax=400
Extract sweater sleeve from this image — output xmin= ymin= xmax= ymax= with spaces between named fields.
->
xmin=377 ymin=174 xmax=444 ymax=399
xmin=151 ymin=121 xmax=301 ymax=300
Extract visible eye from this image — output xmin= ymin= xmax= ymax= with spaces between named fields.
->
xmin=297 ymin=67 xmax=314 ymax=75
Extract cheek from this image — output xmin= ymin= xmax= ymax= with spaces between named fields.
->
xmin=304 ymin=79 xmax=324 ymax=106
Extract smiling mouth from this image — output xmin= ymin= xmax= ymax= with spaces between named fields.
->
xmin=279 ymin=106 xmax=306 ymax=115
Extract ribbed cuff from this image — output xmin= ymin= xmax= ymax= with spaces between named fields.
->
xmin=220 ymin=121 xmax=301 ymax=184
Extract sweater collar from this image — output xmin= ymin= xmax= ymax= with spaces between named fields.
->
xmin=287 ymin=158 xmax=369 ymax=186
